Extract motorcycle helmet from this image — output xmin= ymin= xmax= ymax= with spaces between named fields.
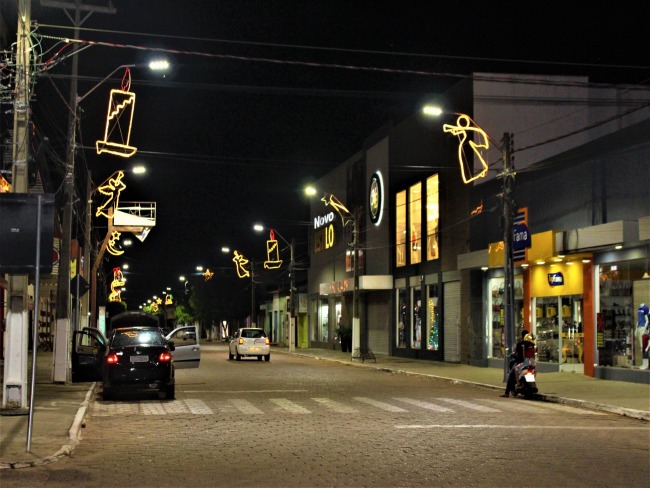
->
xmin=524 ymin=333 xmax=535 ymax=345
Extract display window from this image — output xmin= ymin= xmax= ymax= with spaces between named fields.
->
xmin=319 ymin=299 xmax=329 ymax=342
xmin=396 ymin=191 xmax=406 ymax=267
xmin=409 ymin=183 xmax=422 ymax=265
xmin=427 ymin=284 xmax=440 ymax=350
xmin=597 ymin=259 xmax=649 ymax=368
xmin=412 ymin=286 xmax=422 ymax=348
xmin=426 ymin=175 xmax=439 ymax=261
xmin=487 ymin=276 xmax=524 ymax=359
xmin=396 ymin=288 xmax=407 ymax=348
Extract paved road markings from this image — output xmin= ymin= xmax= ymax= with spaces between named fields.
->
xmin=395 ymin=425 xmax=647 ymax=430
xmin=528 ymin=402 xmax=606 ymax=415
xmin=436 ymin=398 xmax=501 ymax=412
xmin=312 ymin=397 xmax=359 ymax=413
xmin=481 ymin=398 xmax=552 ymax=413
xmin=185 ymin=399 xmax=214 ymax=415
xmin=354 ymin=397 xmax=408 ymax=412
xmin=229 ymin=399 xmax=264 ymax=415
xmin=270 ymin=398 xmax=311 ymax=414
xmin=394 ymin=397 xmax=454 ymax=412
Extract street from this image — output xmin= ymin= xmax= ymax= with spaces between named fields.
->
xmin=2 ymin=344 xmax=649 ymax=488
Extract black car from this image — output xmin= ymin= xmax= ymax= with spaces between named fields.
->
xmin=102 ymin=326 xmax=175 ymax=401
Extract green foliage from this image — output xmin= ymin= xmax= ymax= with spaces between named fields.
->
xmin=174 ymin=304 xmax=194 ymax=325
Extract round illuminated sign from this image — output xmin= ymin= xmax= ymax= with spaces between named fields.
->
xmin=368 ymin=171 xmax=384 ymax=226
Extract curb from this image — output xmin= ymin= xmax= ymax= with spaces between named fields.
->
xmin=289 ymin=351 xmax=650 ymax=422
xmin=0 ymin=383 xmax=96 ymax=470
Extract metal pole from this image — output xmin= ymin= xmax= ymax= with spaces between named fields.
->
xmin=502 ymin=132 xmax=516 ymax=381
xmin=289 ymin=239 xmax=295 ymax=351
xmin=352 ymin=209 xmax=360 ymax=356
xmin=27 ymin=195 xmax=42 ymax=452
xmin=251 ymin=262 xmax=255 ymax=327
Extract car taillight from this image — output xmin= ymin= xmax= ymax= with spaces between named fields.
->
xmin=158 ymin=351 xmax=172 ymax=362
xmin=265 ymin=338 xmax=270 ymax=345
xmin=106 ymin=352 xmax=119 ymax=364
xmin=238 ymin=338 xmax=244 ymax=345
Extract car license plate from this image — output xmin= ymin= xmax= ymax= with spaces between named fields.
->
xmin=250 ymin=347 xmax=260 ymax=352
xmin=130 ymin=355 xmax=149 ymax=363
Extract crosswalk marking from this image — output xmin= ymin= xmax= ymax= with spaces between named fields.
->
xmin=481 ymin=398 xmax=552 ymax=414
xmin=394 ymin=398 xmax=454 ymax=412
xmin=436 ymin=398 xmax=501 ymax=413
xmin=229 ymin=399 xmax=264 ymax=415
xmin=92 ymin=396 xmax=608 ymax=417
xmin=312 ymin=397 xmax=359 ymax=413
xmin=354 ymin=397 xmax=408 ymax=412
xmin=270 ymin=398 xmax=311 ymax=414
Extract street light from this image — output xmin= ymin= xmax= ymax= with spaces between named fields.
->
xmin=254 ymin=224 xmax=296 ymax=351
xmin=423 ymin=104 xmax=517 ymax=381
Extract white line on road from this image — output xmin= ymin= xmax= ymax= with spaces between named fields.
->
xmin=395 ymin=424 xmax=649 ymax=430
xmin=312 ymin=397 xmax=359 ymax=413
xmin=436 ymin=398 xmax=501 ymax=412
xmin=229 ymin=399 xmax=264 ymax=414
xmin=270 ymin=398 xmax=311 ymax=414
xmin=182 ymin=389 xmax=308 ymax=394
xmin=354 ymin=397 xmax=408 ymax=412
xmin=393 ymin=398 xmax=454 ymax=412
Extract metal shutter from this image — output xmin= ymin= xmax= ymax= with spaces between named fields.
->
xmin=367 ymin=291 xmax=390 ymax=355
xmin=444 ymin=281 xmax=461 ymax=362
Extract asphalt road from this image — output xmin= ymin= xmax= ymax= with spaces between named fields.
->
xmin=2 ymin=344 xmax=648 ymax=487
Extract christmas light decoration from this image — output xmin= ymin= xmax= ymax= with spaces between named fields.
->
xmin=96 ymin=68 xmax=137 ymax=158
xmin=443 ymin=114 xmax=489 ymax=184
xmin=95 ymin=171 xmax=126 ymax=218
xmin=107 ymin=230 xmax=124 ymax=256
xmin=109 ymin=267 xmax=125 ymax=302
xmin=233 ymin=250 xmax=250 ymax=278
xmin=203 ymin=268 xmax=214 ymax=281
xmin=264 ymin=230 xmax=282 ymax=269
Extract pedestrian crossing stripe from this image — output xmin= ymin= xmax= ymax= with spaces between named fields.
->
xmin=92 ymin=397 xmax=607 ymax=417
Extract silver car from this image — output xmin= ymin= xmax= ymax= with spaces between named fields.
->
xmin=229 ymin=327 xmax=270 ymax=361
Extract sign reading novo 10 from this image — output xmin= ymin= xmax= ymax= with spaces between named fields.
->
xmin=314 ymin=211 xmax=335 ymax=253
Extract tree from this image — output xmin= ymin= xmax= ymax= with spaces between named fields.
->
xmin=174 ymin=304 xmax=194 ymax=325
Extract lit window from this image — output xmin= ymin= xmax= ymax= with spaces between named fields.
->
xmin=396 ymin=190 xmax=406 ymax=267
xmin=426 ymin=174 xmax=439 ymax=261
xmin=409 ymin=183 xmax=422 ymax=264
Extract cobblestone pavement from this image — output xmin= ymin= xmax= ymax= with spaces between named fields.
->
xmin=1 ymin=346 xmax=648 ymax=487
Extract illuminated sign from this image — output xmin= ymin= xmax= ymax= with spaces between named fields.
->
xmin=96 ymin=82 xmax=137 ymax=158
xmin=203 ymin=268 xmax=214 ymax=281
xmin=264 ymin=230 xmax=282 ymax=269
xmin=107 ymin=230 xmax=124 ymax=256
xmin=165 ymin=294 xmax=173 ymax=305
xmin=443 ymin=114 xmax=489 ymax=184
xmin=109 ymin=267 xmax=125 ymax=302
xmin=233 ymin=250 xmax=250 ymax=278
xmin=314 ymin=211 xmax=335 ymax=229
xmin=368 ymin=171 xmax=384 ymax=226
xmin=322 ymin=193 xmax=354 ymax=227
xmin=548 ymin=272 xmax=564 ymax=287
xmin=314 ymin=224 xmax=335 ymax=253
xmin=96 ymin=171 xmax=126 ymax=219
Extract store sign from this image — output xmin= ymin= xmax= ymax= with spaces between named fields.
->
xmin=314 ymin=211 xmax=335 ymax=229
xmin=368 ymin=171 xmax=384 ymax=226
xmin=513 ymin=222 xmax=531 ymax=250
xmin=548 ymin=272 xmax=564 ymax=287
xmin=314 ymin=223 xmax=335 ymax=253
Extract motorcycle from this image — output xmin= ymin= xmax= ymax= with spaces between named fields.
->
xmin=513 ymin=360 xmax=538 ymax=399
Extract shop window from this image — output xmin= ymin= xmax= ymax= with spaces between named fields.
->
xmin=396 ymin=288 xmax=407 ymax=348
xmin=427 ymin=284 xmax=439 ymax=350
xmin=396 ymin=191 xmax=406 ymax=267
xmin=319 ymin=299 xmax=329 ymax=342
xmin=426 ymin=174 xmax=439 ymax=261
xmin=533 ymin=297 xmax=560 ymax=363
xmin=412 ymin=286 xmax=422 ymax=349
xmin=409 ymin=183 xmax=422 ymax=265
xmin=488 ymin=276 xmax=524 ymax=359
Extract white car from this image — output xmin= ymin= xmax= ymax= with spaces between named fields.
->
xmin=229 ymin=327 xmax=270 ymax=361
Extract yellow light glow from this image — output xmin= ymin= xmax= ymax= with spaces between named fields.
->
xmin=264 ymin=230 xmax=282 ymax=269
xmin=322 ymin=193 xmax=354 ymax=227
xmin=233 ymin=250 xmax=250 ymax=278
xmin=443 ymin=114 xmax=489 ymax=184
xmin=165 ymin=293 xmax=173 ymax=305
xmin=203 ymin=268 xmax=214 ymax=281
xmin=96 ymin=89 xmax=137 ymax=158
xmin=109 ymin=267 xmax=125 ymax=302
xmin=96 ymin=171 xmax=126 ymax=218
xmin=107 ymin=230 xmax=124 ymax=256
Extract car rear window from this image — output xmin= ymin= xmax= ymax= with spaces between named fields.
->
xmin=111 ymin=329 xmax=166 ymax=347
xmin=241 ymin=329 xmax=266 ymax=339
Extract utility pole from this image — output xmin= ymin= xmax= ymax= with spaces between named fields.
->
xmin=288 ymin=238 xmax=295 ymax=351
xmin=501 ymin=132 xmax=516 ymax=381
xmin=2 ymin=0 xmax=31 ymax=410
xmin=41 ymin=0 xmax=116 ymax=383
xmin=351 ymin=208 xmax=360 ymax=356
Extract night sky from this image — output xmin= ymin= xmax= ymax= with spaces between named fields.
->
xmin=2 ymin=1 xmax=648 ymax=308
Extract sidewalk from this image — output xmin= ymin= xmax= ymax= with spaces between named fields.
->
xmin=1 ymin=346 xmax=648 ymax=470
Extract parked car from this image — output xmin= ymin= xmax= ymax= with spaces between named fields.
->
xmin=102 ymin=326 xmax=175 ymax=401
xmin=229 ymin=327 xmax=270 ymax=361
xmin=71 ymin=325 xmax=200 ymax=384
